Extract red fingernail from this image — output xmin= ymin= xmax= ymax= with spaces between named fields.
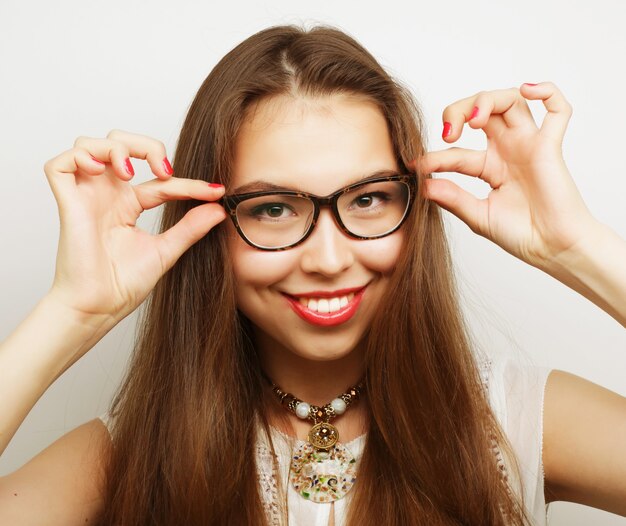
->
xmin=163 ymin=157 xmax=174 ymax=175
xmin=470 ymin=106 xmax=479 ymax=120
xmin=124 ymin=158 xmax=134 ymax=176
xmin=442 ymin=122 xmax=452 ymax=139
xmin=524 ymin=83 xmax=538 ymax=86
xmin=208 ymin=183 xmax=224 ymax=188
xmin=90 ymin=155 xmax=105 ymax=165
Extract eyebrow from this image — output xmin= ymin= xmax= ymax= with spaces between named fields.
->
xmin=230 ymin=169 xmax=400 ymax=195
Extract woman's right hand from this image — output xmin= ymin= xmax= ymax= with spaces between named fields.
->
xmin=44 ymin=129 xmax=227 ymax=325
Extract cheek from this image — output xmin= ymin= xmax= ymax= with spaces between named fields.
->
xmin=227 ymin=226 xmax=298 ymax=289
xmin=357 ymin=230 xmax=404 ymax=274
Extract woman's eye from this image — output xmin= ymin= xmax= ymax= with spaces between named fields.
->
xmin=251 ymin=203 xmax=294 ymax=219
xmin=350 ymin=192 xmax=388 ymax=210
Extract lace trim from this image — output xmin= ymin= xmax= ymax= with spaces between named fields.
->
xmin=479 ymin=358 xmax=519 ymax=522
xmin=256 ymin=440 xmax=282 ymax=525
xmin=479 ymin=358 xmax=511 ymax=489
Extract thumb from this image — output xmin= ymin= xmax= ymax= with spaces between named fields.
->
xmin=423 ymin=178 xmax=486 ymax=235
xmin=155 ymin=202 xmax=228 ymax=271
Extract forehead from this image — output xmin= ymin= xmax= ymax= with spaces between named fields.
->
xmin=231 ymin=93 xmax=399 ymax=195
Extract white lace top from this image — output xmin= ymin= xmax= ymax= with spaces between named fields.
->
xmin=100 ymin=354 xmax=552 ymax=526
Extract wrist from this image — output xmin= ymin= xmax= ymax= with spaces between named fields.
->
xmin=540 ymin=219 xmax=626 ymax=326
xmin=42 ymin=289 xmax=119 ymax=336
xmin=541 ymin=218 xmax=607 ymax=275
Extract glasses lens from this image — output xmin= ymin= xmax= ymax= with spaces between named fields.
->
xmin=337 ymin=180 xmax=410 ymax=237
xmin=235 ymin=195 xmax=315 ymax=249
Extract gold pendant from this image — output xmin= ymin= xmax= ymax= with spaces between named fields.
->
xmin=307 ymin=422 xmax=339 ymax=450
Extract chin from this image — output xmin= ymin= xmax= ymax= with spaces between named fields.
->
xmin=252 ymin=318 xmax=367 ymax=363
xmin=289 ymin=340 xmax=360 ymax=362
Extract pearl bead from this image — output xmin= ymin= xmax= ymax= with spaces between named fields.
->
xmin=331 ymin=398 xmax=347 ymax=415
xmin=295 ymin=402 xmax=310 ymax=419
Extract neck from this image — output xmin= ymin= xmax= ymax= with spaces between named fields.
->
xmin=255 ymin=331 xmax=366 ymax=407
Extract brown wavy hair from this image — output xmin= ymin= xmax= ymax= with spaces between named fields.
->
xmin=99 ymin=25 xmax=531 ymax=525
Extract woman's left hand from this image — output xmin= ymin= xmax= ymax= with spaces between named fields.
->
xmin=419 ymin=82 xmax=597 ymax=270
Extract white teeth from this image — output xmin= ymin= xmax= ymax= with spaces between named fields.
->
xmin=295 ymin=291 xmax=359 ymax=313
xmin=317 ymin=298 xmax=330 ymax=313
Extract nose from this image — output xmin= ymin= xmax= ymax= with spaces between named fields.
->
xmin=299 ymin=208 xmax=355 ymax=276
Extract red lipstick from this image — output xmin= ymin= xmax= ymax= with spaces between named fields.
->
xmin=282 ymin=286 xmax=367 ymax=327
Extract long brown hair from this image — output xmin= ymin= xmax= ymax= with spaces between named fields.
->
xmin=99 ymin=25 xmax=530 ymax=525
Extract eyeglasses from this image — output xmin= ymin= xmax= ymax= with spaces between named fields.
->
xmin=219 ymin=174 xmax=416 ymax=251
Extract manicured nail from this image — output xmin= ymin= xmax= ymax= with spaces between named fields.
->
xmin=208 ymin=183 xmax=224 ymax=188
xmin=524 ymin=83 xmax=538 ymax=86
xmin=162 ymin=157 xmax=174 ymax=175
xmin=90 ymin=155 xmax=105 ymax=165
xmin=442 ymin=122 xmax=452 ymax=139
xmin=124 ymin=158 xmax=135 ymax=176
xmin=470 ymin=106 xmax=479 ymax=120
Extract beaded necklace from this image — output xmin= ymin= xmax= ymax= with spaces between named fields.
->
xmin=264 ymin=374 xmax=365 ymax=503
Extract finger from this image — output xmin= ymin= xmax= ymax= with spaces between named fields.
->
xmin=442 ymin=102 xmax=507 ymax=142
xmin=422 ymin=178 xmax=488 ymax=236
xmin=442 ymin=88 xmax=534 ymax=142
xmin=73 ymin=136 xmax=135 ymax=181
xmin=46 ymin=147 xmax=108 ymax=180
xmin=133 ymin=178 xmax=226 ymax=211
xmin=156 ymin=202 xmax=228 ymax=272
xmin=419 ymin=148 xmax=487 ymax=180
xmin=420 ymin=147 xmax=504 ymax=200
xmin=106 ymin=129 xmax=174 ymax=179
xmin=44 ymin=147 xmax=110 ymax=204
xmin=468 ymin=88 xmax=535 ymax=129
xmin=520 ymin=82 xmax=573 ymax=143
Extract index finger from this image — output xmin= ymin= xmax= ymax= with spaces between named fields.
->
xmin=133 ymin=177 xmax=226 ymax=212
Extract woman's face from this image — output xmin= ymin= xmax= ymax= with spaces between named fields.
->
xmin=226 ymin=93 xmax=404 ymax=362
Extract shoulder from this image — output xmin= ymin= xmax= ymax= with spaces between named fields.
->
xmin=543 ymin=369 xmax=626 ymax=513
xmin=0 ymin=418 xmax=111 ymax=525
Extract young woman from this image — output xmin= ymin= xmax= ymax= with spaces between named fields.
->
xmin=0 ymin=25 xmax=625 ymax=526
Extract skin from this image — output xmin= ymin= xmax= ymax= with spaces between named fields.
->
xmin=1 ymin=83 xmax=625 ymax=524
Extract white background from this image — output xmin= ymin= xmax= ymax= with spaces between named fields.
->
xmin=1 ymin=1 xmax=625 ymax=524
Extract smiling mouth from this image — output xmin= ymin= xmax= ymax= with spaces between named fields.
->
xmin=281 ymin=286 xmax=368 ymax=327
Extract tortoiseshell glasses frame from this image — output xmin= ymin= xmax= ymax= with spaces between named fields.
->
xmin=218 ymin=174 xmax=417 ymax=251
